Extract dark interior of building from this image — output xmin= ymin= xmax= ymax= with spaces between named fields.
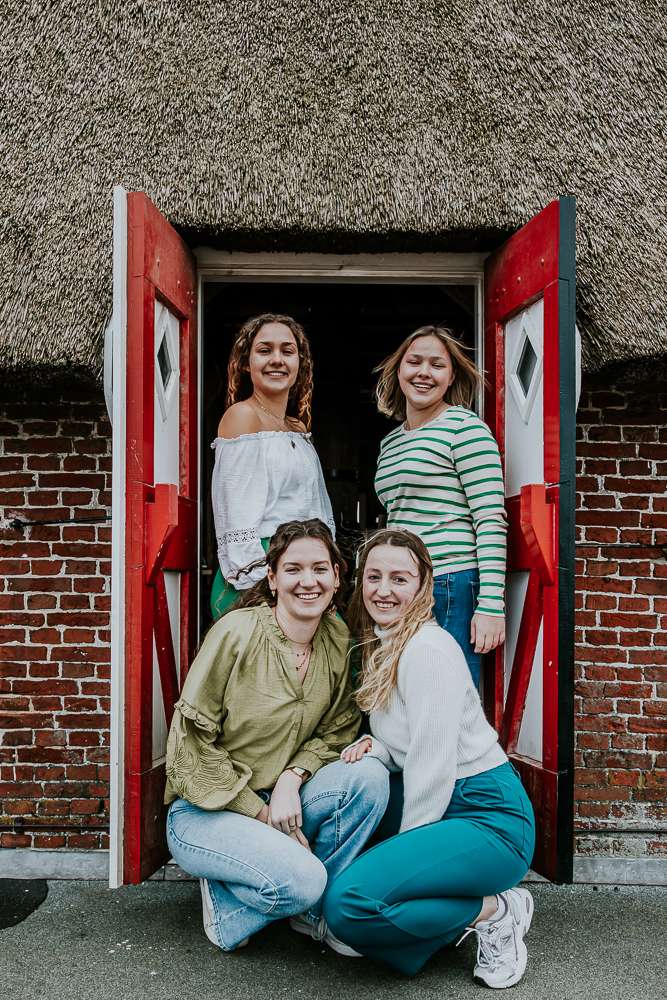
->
xmin=200 ymin=281 xmax=476 ymax=625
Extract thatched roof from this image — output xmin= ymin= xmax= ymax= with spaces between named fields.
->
xmin=1 ymin=1 xmax=666 ymax=383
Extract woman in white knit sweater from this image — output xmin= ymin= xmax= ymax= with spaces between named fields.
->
xmin=322 ymin=529 xmax=535 ymax=989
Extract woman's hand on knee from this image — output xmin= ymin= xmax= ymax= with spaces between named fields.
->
xmin=471 ymin=613 xmax=505 ymax=654
xmin=268 ymin=770 xmax=305 ymax=838
xmin=341 ymin=737 xmax=372 ymax=763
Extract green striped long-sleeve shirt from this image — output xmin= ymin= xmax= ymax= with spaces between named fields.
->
xmin=375 ymin=406 xmax=507 ymax=616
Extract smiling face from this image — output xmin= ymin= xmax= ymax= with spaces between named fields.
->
xmin=246 ymin=323 xmax=300 ymax=397
xmin=267 ymin=538 xmax=339 ymax=624
xmin=397 ymin=334 xmax=456 ymax=415
xmin=362 ymin=544 xmax=422 ymax=627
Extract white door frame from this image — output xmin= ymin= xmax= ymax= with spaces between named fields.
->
xmin=109 ymin=186 xmax=128 ymax=889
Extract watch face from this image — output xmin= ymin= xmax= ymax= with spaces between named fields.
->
xmin=292 ymin=767 xmax=306 ymax=776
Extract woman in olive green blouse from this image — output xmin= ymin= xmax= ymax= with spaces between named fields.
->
xmin=165 ymin=519 xmax=389 ymax=955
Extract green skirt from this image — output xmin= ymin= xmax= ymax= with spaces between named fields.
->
xmin=210 ymin=538 xmax=270 ymax=620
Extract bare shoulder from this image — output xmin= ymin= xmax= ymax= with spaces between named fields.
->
xmin=288 ymin=417 xmax=308 ymax=435
xmin=217 ymin=401 xmax=262 ymax=439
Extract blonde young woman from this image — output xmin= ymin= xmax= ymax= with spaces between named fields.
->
xmin=210 ymin=313 xmax=335 ymax=617
xmin=373 ymin=325 xmax=506 ymax=686
xmin=322 ymin=530 xmax=535 ymax=988
xmin=166 ymin=520 xmax=389 ymax=953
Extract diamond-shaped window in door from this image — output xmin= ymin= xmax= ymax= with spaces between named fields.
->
xmin=508 ymin=310 xmax=543 ymax=424
xmin=517 ymin=338 xmax=538 ymax=396
xmin=154 ymin=303 xmax=180 ymax=421
xmin=157 ymin=334 xmax=172 ymax=391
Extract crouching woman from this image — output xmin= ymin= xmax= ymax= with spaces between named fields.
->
xmin=165 ymin=519 xmax=389 ymax=954
xmin=323 ymin=529 xmax=535 ymax=988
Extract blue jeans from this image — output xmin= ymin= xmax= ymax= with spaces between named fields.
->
xmin=323 ymin=762 xmax=535 ymax=977
xmin=432 ymin=568 xmax=481 ymax=687
xmin=167 ymin=757 xmax=389 ymax=950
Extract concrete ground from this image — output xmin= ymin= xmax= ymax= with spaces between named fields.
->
xmin=0 ymin=880 xmax=665 ymax=1000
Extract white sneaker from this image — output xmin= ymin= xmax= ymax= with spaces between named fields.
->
xmin=200 ymin=878 xmax=249 ymax=951
xmin=458 ymin=888 xmax=534 ymax=988
xmin=290 ymin=912 xmax=361 ymax=957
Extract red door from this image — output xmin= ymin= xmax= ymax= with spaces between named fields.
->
xmin=111 ymin=191 xmax=199 ymax=884
xmin=483 ymin=197 xmax=576 ymax=883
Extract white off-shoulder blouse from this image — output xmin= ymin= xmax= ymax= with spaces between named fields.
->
xmin=211 ymin=431 xmax=335 ymax=589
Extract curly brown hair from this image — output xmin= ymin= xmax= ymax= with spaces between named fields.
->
xmin=225 ymin=313 xmax=314 ymax=431
xmin=227 ymin=519 xmax=348 ymax=616
xmin=374 ymin=324 xmax=486 ymax=421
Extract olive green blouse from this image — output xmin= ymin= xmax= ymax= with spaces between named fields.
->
xmin=164 ymin=603 xmax=361 ymax=816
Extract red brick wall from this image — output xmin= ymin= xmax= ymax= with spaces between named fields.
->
xmin=574 ymin=379 xmax=667 ymax=859
xmin=0 ymin=390 xmax=111 ymax=849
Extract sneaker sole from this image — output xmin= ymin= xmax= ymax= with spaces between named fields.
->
xmin=473 ymin=935 xmax=528 ymax=989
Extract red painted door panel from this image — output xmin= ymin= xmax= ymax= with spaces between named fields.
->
xmin=124 ymin=193 xmax=198 ymax=884
xmin=484 ymin=197 xmax=576 ymax=883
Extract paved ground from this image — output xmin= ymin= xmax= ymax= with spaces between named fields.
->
xmin=1 ymin=880 xmax=665 ymax=1000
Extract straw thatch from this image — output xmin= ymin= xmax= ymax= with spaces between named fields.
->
xmin=0 ymin=1 xmax=665 ymax=383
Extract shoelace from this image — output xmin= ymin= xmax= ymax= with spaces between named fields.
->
xmin=457 ymin=922 xmax=515 ymax=971
xmin=309 ymin=917 xmax=328 ymax=942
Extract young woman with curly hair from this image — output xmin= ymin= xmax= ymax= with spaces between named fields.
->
xmin=210 ymin=314 xmax=335 ymax=618
xmin=322 ymin=529 xmax=535 ymax=988
xmin=372 ymin=324 xmax=507 ymax=686
xmin=166 ymin=520 xmax=389 ymax=954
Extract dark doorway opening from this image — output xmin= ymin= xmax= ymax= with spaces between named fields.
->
xmin=200 ymin=282 xmax=476 ymax=626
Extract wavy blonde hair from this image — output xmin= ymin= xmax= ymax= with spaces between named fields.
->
xmin=374 ymin=324 xmax=486 ymax=421
xmin=225 ymin=313 xmax=314 ymax=430
xmin=350 ymin=530 xmax=435 ymax=712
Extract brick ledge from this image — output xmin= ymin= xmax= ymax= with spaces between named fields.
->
xmin=0 ymin=847 xmax=108 ymax=879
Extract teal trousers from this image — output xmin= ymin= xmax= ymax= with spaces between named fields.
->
xmin=322 ymin=761 xmax=535 ymax=976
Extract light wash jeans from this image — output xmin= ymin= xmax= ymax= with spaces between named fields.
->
xmin=432 ymin=568 xmax=482 ymax=687
xmin=167 ymin=757 xmax=389 ymax=950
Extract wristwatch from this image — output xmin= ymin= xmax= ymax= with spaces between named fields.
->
xmin=289 ymin=766 xmax=308 ymax=780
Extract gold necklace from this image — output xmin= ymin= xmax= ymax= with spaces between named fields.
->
xmin=275 ymin=610 xmax=313 ymax=663
xmin=253 ymin=394 xmax=287 ymax=426
xmin=294 ymin=644 xmax=312 ymax=683
xmin=292 ymin=643 xmax=312 ymax=662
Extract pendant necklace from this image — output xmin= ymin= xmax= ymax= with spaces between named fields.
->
xmin=253 ymin=394 xmax=296 ymax=447
xmin=275 ymin=609 xmax=313 ymax=675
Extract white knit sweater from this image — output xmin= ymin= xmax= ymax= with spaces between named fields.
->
xmin=351 ymin=622 xmax=506 ymax=833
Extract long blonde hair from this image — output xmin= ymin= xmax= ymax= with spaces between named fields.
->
xmin=225 ymin=313 xmax=314 ymax=431
xmin=350 ymin=530 xmax=435 ymax=712
xmin=374 ymin=324 xmax=486 ymax=420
